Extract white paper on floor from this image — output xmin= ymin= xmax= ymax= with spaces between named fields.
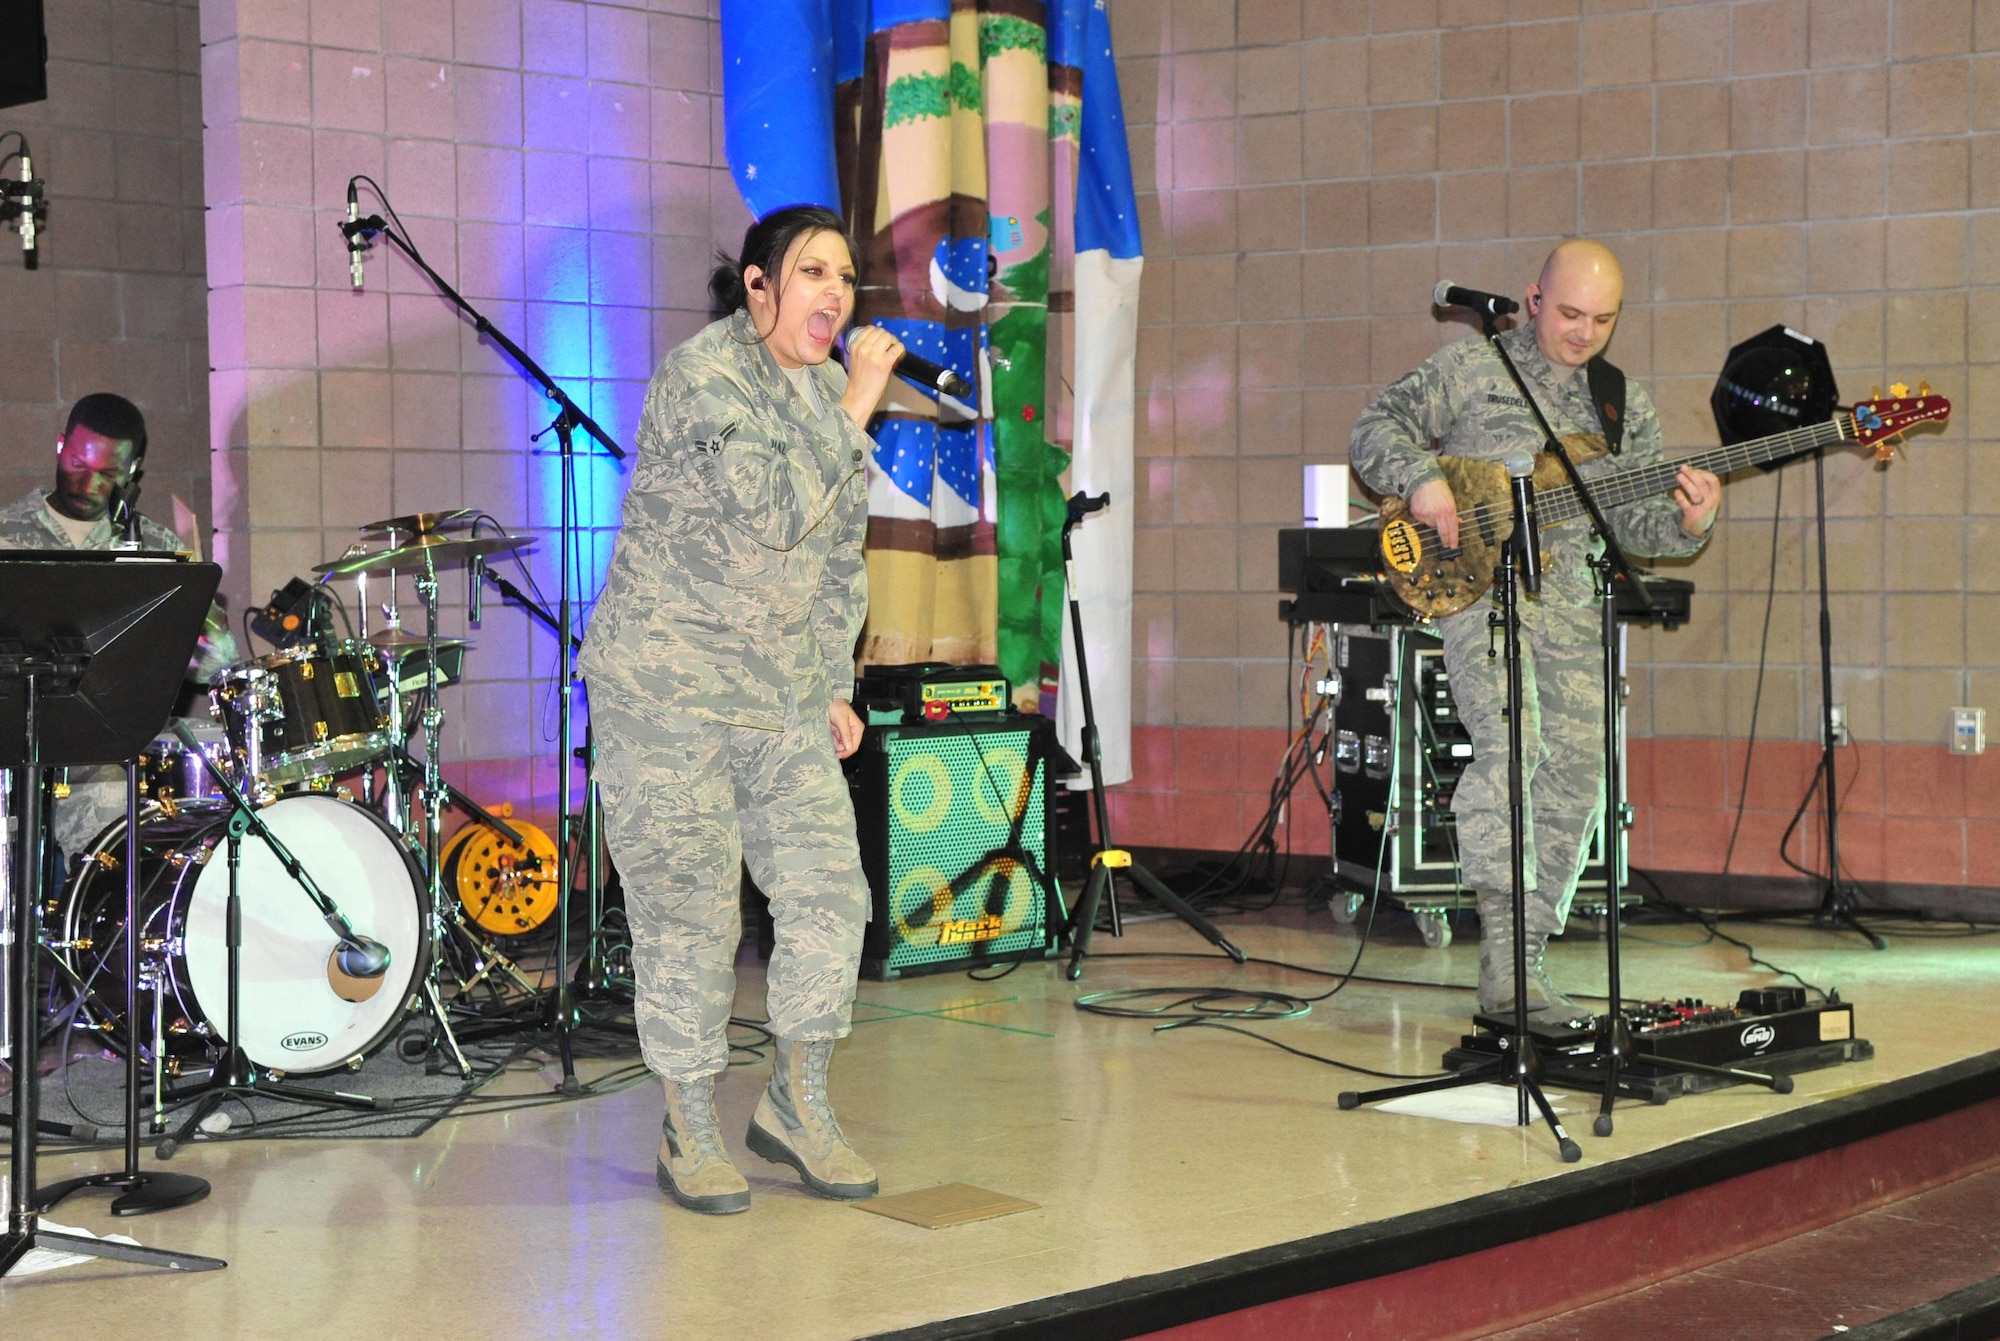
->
xmin=4 ymin=1220 xmax=144 ymax=1277
xmin=1373 ymin=1083 xmax=1576 ymax=1128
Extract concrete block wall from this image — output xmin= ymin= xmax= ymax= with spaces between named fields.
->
xmin=1106 ymin=0 xmax=1997 ymax=889
xmin=0 ymin=0 xmax=212 ymax=552
xmin=200 ymin=0 xmax=741 ymax=817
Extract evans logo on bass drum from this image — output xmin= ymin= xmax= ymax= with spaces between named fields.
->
xmin=281 ymin=1031 xmax=330 ymax=1053
xmin=1739 ymin=1023 xmax=1777 ymax=1052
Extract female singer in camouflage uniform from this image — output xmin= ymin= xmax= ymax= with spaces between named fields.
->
xmin=581 ymin=206 xmax=904 ymax=1214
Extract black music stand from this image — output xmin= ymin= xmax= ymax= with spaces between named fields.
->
xmin=34 ymin=764 xmax=212 ymax=1215
xmin=0 ymin=552 xmax=226 ymax=1276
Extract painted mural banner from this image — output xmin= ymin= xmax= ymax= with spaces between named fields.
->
xmin=721 ymin=0 xmax=1141 ymax=773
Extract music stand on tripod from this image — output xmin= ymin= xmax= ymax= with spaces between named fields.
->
xmin=0 ymin=551 xmax=226 ymax=1276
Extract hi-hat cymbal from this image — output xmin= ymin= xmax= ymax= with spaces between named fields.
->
xmin=364 ymin=509 xmax=477 ymax=537
xmin=312 ymin=533 xmax=533 ymax=575
xmin=368 ymin=631 xmax=473 ymax=654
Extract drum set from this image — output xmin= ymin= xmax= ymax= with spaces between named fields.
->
xmin=50 ymin=509 xmax=571 ymax=1096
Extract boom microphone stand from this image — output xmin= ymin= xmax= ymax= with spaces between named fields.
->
xmin=155 ymin=720 xmax=388 ymax=1158
xmin=1060 ymin=491 xmax=1244 ymax=980
xmin=342 ymin=179 xmax=626 ymax=1091
xmin=1338 ymin=469 xmax=1580 ymax=1162
xmin=1475 ymin=316 xmax=1793 ymax=1133
xmin=478 ymin=563 xmax=620 ymax=1000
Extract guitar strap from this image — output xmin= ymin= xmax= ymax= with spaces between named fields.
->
xmin=1585 ymin=356 xmax=1627 ymax=454
xmin=1499 ymin=342 xmax=1627 ymax=451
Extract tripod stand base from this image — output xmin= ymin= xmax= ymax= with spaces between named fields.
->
xmin=1339 ymin=1042 xmax=1584 ymax=1162
xmin=1065 ymin=852 xmax=1244 ymax=981
xmin=36 ymin=1169 xmax=211 ymax=1217
xmin=1 ymin=1226 xmax=226 ymax=1275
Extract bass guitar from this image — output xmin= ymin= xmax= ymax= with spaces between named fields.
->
xmin=1375 ymin=385 xmax=1951 ymax=618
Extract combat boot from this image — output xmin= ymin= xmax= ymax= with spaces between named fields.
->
xmin=1475 ymin=890 xmax=1583 ymax=1020
xmin=746 ymin=1038 xmax=878 ymax=1200
xmin=1523 ymin=930 xmax=1584 ymax=1021
xmin=658 ymin=1076 xmax=751 ymax=1215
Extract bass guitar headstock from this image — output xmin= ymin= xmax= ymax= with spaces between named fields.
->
xmin=1852 ymin=382 xmax=1951 ymax=464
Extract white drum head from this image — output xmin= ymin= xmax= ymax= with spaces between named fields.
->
xmin=183 ymin=795 xmax=424 ymax=1074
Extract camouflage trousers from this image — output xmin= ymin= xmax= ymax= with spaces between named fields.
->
xmin=1436 ymin=599 xmax=1607 ymax=936
xmin=592 ymin=697 xmax=869 ymax=1083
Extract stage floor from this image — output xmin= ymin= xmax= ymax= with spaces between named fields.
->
xmin=6 ymin=900 xmax=1998 ymax=1339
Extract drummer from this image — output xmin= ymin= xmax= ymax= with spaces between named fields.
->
xmin=0 ymin=392 xmax=239 ymax=855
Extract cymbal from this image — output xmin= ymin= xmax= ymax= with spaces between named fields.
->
xmin=364 ymin=509 xmax=477 ymax=537
xmin=312 ymin=533 xmax=532 ymax=575
xmin=368 ymin=631 xmax=473 ymax=654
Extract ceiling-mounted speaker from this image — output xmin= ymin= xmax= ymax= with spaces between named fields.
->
xmin=0 ymin=3 xmax=48 ymax=111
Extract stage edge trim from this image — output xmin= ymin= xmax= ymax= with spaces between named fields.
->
xmin=865 ymin=1049 xmax=2000 ymax=1341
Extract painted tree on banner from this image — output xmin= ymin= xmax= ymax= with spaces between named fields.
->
xmin=721 ymin=0 xmax=1141 ymax=778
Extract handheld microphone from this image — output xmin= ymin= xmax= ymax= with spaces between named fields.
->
xmin=347 ymin=181 xmax=365 ymax=291
xmin=1504 ymin=453 xmax=1541 ymax=596
xmin=1433 ymin=281 xmax=1519 ymax=318
xmin=891 ymin=349 xmax=975 ymax=401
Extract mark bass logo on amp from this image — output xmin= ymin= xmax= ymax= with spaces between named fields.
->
xmin=1739 ymin=1023 xmax=1776 ymax=1052
xmin=937 ymin=915 xmax=1004 ymax=946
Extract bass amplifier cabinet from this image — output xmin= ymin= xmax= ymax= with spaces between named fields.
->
xmin=1328 ymin=627 xmax=1628 ymax=922
xmin=844 ymin=716 xmax=1061 ymax=980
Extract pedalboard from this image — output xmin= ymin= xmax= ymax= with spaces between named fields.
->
xmin=1444 ymin=987 xmax=1872 ymax=1103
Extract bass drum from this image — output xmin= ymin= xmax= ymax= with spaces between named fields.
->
xmin=60 ymin=794 xmax=427 ymax=1075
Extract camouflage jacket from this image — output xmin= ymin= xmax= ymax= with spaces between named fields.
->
xmin=580 ymin=310 xmax=871 ymax=731
xmin=1350 ymin=325 xmax=1708 ymax=609
xmin=0 ymin=488 xmax=238 ymax=679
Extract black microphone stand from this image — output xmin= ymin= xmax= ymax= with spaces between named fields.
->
xmin=155 ymin=721 xmax=386 ymax=1158
xmin=1476 ymin=317 xmax=1794 ymax=1134
xmin=477 ymin=566 xmax=620 ymax=1000
xmin=345 ymin=183 xmax=626 ymax=1091
xmin=1058 ymin=491 xmax=1244 ymax=979
xmin=1338 ymin=477 xmax=1580 ymax=1161
xmin=1718 ymin=445 xmax=1883 ymax=950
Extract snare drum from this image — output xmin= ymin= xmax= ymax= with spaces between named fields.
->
xmin=213 ymin=641 xmax=391 ymax=788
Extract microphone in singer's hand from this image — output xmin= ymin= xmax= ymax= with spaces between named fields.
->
xmin=892 ymin=349 xmax=975 ymax=401
xmin=1433 ymin=281 xmax=1520 ymax=318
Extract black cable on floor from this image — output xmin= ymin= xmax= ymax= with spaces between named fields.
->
xmin=1634 ymin=870 xmax=1835 ymax=1002
xmin=1155 ymin=1019 xmax=1451 ymax=1082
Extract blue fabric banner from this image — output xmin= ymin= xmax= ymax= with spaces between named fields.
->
xmin=721 ymin=0 xmax=841 ymax=216
xmin=1076 ymin=0 xmax=1142 ymax=260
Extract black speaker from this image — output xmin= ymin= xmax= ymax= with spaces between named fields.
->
xmin=845 ymin=716 xmax=1061 ymax=980
xmin=0 ymin=3 xmax=47 ymax=111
